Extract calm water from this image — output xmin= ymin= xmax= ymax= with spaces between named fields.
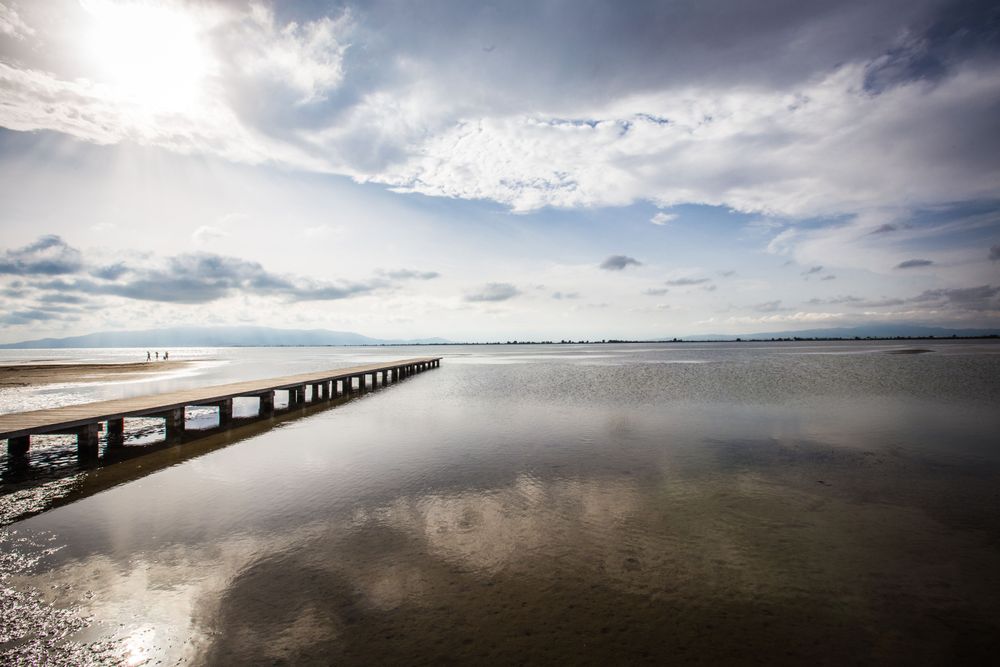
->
xmin=2 ymin=341 xmax=1000 ymax=665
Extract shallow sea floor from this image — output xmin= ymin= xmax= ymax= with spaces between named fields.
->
xmin=2 ymin=342 xmax=1000 ymax=664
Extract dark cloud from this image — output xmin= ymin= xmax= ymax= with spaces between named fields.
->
xmin=912 ymin=285 xmax=999 ymax=310
xmin=718 ymin=270 xmax=736 ymax=277
xmin=821 ymin=275 xmax=836 ymax=281
xmin=90 ymin=263 xmax=130 ymax=280
xmin=0 ymin=309 xmax=78 ymax=325
xmin=600 ymin=255 xmax=642 ymax=271
xmin=38 ymin=293 xmax=89 ymax=305
xmin=864 ymin=0 xmax=1000 ymax=93
xmin=0 ymin=235 xmax=82 ymax=275
xmin=754 ymin=300 xmax=788 ymax=312
xmin=664 ymin=277 xmax=710 ymax=286
xmin=552 ymin=291 xmax=579 ymax=300
xmin=895 ymin=258 xmax=934 ymax=269
xmin=802 ymin=265 xmax=823 ymax=275
xmin=6 ymin=237 xmax=402 ymax=305
xmin=869 ymin=223 xmax=898 ymax=234
xmin=465 ymin=283 xmax=521 ymax=302
xmin=990 ymin=244 xmax=1000 ymax=261
xmin=642 ymin=288 xmax=670 ymax=296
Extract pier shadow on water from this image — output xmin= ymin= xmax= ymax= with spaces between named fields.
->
xmin=1 ymin=384 xmax=382 ymax=527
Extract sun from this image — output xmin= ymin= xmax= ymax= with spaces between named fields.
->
xmin=81 ymin=0 xmax=213 ymax=113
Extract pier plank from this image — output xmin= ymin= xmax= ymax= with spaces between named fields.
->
xmin=0 ymin=357 xmax=440 ymax=441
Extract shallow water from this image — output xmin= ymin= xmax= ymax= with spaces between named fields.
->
xmin=2 ymin=341 xmax=1000 ymax=664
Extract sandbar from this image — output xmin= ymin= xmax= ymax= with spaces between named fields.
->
xmin=0 ymin=361 xmax=191 ymax=388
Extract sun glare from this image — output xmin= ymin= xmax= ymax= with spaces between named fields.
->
xmin=82 ymin=0 xmax=212 ymax=113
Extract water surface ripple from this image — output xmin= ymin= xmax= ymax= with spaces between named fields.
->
xmin=2 ymin=341 xmax=999 ymax=664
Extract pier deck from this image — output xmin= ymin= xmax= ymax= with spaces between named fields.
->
xmin=1 ymin=357 xmax=441 ymax=457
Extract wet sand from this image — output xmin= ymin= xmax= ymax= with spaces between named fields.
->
xmin=0 ymin=362 xmax=191 ymax=388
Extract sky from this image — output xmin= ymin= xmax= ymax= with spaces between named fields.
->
xmin=0 ymin=0 xmax=998 ymax=343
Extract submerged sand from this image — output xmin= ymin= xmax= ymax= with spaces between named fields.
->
xmin=0 ymin=361 xmax=191 ymax=388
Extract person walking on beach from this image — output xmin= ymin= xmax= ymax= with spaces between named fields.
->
xmin=164 ymin=351 xmax=169 ymax=361
xmin=146 ymin=351 xmax=151 ymax=362
xmin=155 ymin=351 xmax=159 ymax=360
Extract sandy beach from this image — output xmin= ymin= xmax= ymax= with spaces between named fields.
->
xmin=0 ymin=361 xmax=191 ymax=388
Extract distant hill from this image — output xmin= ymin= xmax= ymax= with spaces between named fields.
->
xmin=0 ymin=326 xmax=450 ymax=349
xmin=678 ymin=324 xmax=1000 ymax=341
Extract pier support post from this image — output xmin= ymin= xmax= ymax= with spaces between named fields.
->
xmin=107 ymin=418 xmax=125 ymax=448
xmin=218 ymin=399 xmax=233 ymax=427
xmin=7 ymin=435 xmax=29 ymax=457
xmin=77 ymin=423 xmax=100 ymax=459
xmin=165 ymin=407 xmax=185 ymax=441
xmin=259 ymin=391 xmax=274 ymax=416
xmin=357 ymin=375 xmax=365 ymax=393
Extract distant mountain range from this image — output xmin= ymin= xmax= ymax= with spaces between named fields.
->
xmin=1 ymin=324 xmax=997 ymax=349
xmin=0 ymin=326 xmax=450 ymax=349
xmin=676 ymin=324 xmax=1000 ymax=341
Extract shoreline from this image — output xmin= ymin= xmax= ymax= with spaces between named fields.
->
xmin=0 ymin=361 xmax=192 ymax=388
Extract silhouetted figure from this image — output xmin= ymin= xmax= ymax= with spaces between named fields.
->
xmin=155 ymin=352 xmax=159 ymax=360
xmin=146 ymin=351 xmax=151 ymax=362
xmin=164 ymin=351 xmax=169 ymax=361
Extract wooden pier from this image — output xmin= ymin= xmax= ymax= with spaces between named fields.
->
xmin=1 ymin=357 xmax=441 ymax=458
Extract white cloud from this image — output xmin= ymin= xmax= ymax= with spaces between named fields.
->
xmin=650 ymin=212 xmax=677 ymax=225
xmin=0 ymin=2 xmax=33 ymax=39
xmin=232 ymin=3 xmax=351 ymax=105
xmin=377 ymin=65 xmax=1000 ymax=217
xmin=192 ymin=225 xmax=230 ymax=245
xmin=1 ymin=2 xmax=997 ymax=226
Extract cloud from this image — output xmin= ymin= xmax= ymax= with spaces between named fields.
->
xmin=192 ymin=225 xmax=231 ymax=245
xmin=4 ymin=236 xmax=399 ymax=305
xmin=911 ymin=285 xmax=999 ymax=310
xmin=381 ymin=269 xmax=441 ymax=280
xmin=0 ymin=2 xmax=33 ymax=39
xmin=650 ymin=212 xmax=677 ymax=225
xmin=664 ymin=277 xmax=709 ymax=286
xmin=754 ymin=300 xmax=788 ymax=312
xmin=821 ymin=274 xmax=836 ymax=281
xmin=990 ymin=244 xmax=1000 ymax=261
xmin=600 ymin=255 xmax=642 ymax=271
xmin=810 ymin=285 xmax=998 ymax=312
xmin=642 ymin=288 xmax=670 ymax=296
xmin=2 ymin=0 xmax=996 ymax=222
xmin=0 ymin=235 xmax=83 ymax=275
xmin=227 ymin=4 xmax=351 ymax=106
xmin=869 ymin=223 xmax=898 ymax=234
xmin=0 ymin=309 xmax=75 ymax=325
xmin=552 ymin=291 xmax=579 ymax=300
xmin=895 ymin=258 xmax=934 ymax=269
xmin=464 ymin=283 xmax=521 ymax=302
xmin=89 ymin=263 xmax=130 ymax=280
xmin=802 ymin=265 xmax=823 ymax=275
